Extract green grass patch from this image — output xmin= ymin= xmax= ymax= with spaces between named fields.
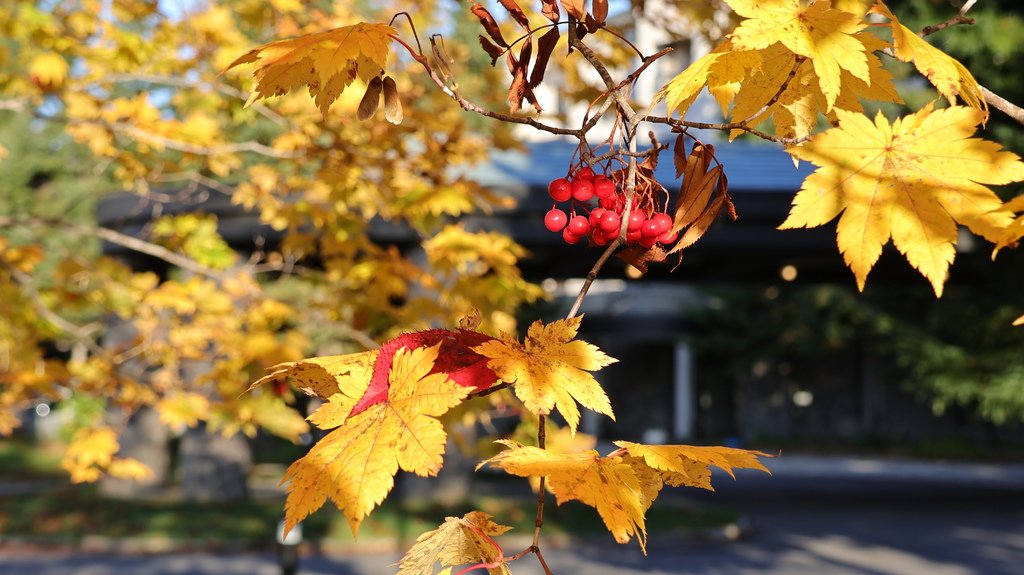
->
xmin=0 ymin=440 xmax=64 ymax=480
xmin=0 ymin=485 xmax=736 ymax=549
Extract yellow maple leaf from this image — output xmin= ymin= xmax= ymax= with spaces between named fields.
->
xmin=281 ymin=344 xmax=470 ymax=535
xmin=657 ymin=40 xmax=762 ymax=118
xmin=253 ymin=350 xmax=377 ymax=400
xmin=726 ymin=0 xmax=869 ymax=111
xmin=224 ymin=22 xmax=395 ymax=116
xmin=870 ymin=3 xmax=986 ymax=119
xmin=780 ymin=104 xmax=1024 ymax=296
xmin=993 ymin=195 xmax=1024 ymax=258
xmin=480 ymin=441 xmax=655 ymax=553
xmin=614 ymin=441 xmax=771 ymax=490
xmin=473 ymin=316 xmax=616 ymax=434
xmin=398 ymin=511 xmax=512 ymax=575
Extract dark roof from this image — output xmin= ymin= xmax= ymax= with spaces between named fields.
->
xmin=471 ymin=138 xmax=814 ymax=194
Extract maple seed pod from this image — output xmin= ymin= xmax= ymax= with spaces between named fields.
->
xmin=357 ymin=76 xmax=383 ymax=121
xmin=382 ymin=75 xmax=403 ymax=125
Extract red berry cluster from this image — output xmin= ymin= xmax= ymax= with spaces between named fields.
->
xmin=544 ymin=166 xmax=677 ymax=248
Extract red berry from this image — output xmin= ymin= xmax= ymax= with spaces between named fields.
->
xmin=593 ymin=177 xmax=615 ymax=199
xmin=626 ymin=229 xmax=643 ymax=244
xmin=568 ymin=215 xmax=590 ymax=236
xmin=658 ymin=230 xmax=679 ymax=245
xmin=599 ymin=211 xmax=621 ymax=234
xmin=589 ymin=207 xmax=607 ymax=227
xmin=652 ymin=213 xmax=673 ymax=233
xmin=641 ymin=219 xmax=662 ymax=238
xmin=575 ymin=167 xmax=595 ymax=181
xmin=599 ymin=193 xmax=623 ymax=211
xmin=572 ymin=179 xmax=594 ymax=202
xmin=544 ymin=208 xmax=568 ymax=232
xmin=562 ymin=228 xmax=583 ymax=244
xmin=591 ymin=230 xmax=612 ymax=246
xmin=639 ymin=235 xmax=659 ymax=248
xmin=549 ymin=178 xmax=572 ymax=202
xmin=627 ymin=212 xmax=645 ymax=231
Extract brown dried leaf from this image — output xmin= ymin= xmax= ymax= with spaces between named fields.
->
xmin=593 ymin=0 xmax=609 ymax=23
xmin=560 ymin=0 xmax=585 ymax=20
xmin=498 ymin=0 xmax=531 ymax=30
xmin=617 ymin=245 xmax=668 ymax=275
xmin=541 ymin=0 xmax=560 ymax=22
xmin=356 ymin=76 xmax=382 ymax=121
xmin=672 ymin=143 xmax=720 ymax=230
xmin=529 ymin=27 xmax=560 ymax=89
xmin=382 ymin=75 xmax=403 ymax=124
xmin=669 ymin=195 xmax=725 ymax=255
xmin=470 ymin=3 xmax=509 ymax=48
xmin=478 ymin=36 xmax=504 ymax=64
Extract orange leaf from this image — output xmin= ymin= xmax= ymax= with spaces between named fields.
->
xmin=223 ymin=22 xmax=394 ymax=116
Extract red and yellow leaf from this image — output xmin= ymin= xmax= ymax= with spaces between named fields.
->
xmin=473 ymin=317 xmax=616 ymax=434
xmin=281 ymin=344 xmax=470 ymax=535
xmin=780 ymin=104 xmax=1024 ymax=296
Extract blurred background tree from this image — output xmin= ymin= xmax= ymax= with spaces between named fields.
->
xmin=0 ymin=0 xmax=542 ymax=492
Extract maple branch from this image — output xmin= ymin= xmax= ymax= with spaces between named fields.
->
xmin=468 ymin=381 xmax=510 ymax=399
xmin=0 ymin=216 xmax=231 ymax=281
xmin=736 ymin=56 xmax=806 ymax=127
xmin=1 ymin=261 xmax=105 ymax=355
xmin=393 ymin=34 xmax=584 ymax=138
xmin=920 ymin=13 xmax=975 ymax=36
xmin=98 ymin=73 xmax=291 ymax=127
xmin=108 ymin=121 xmax=302 ymax=159
xmin=532 ymin=413 xmax=549 ymax=549
xmin=534 ymin=547 xmax=556 ymax=575
xmin=981 ymin=86 xmax=1024 ymax=126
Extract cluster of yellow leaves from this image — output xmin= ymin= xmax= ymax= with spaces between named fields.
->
xmin=659 ymin=0 xmax=987 ymax=142
xmin=60 ymin=427 xmax=153 ymax=484
xmin=398 ymin=511 xmax=511 ymax=575
xmin=657 ymin=0 xmax=1024 ymax=294
xmin=780 ymin=104 xmax=1024 ymax=296
xmin=480 ymin=440 xmax=771 ymax=553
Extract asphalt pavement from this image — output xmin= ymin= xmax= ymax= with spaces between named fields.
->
xmin=2 ymin=454 xmax=1023 ymax=575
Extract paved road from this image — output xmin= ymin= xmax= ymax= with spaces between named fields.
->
xmin=2 ymin=460 xmax=1023 ymax=575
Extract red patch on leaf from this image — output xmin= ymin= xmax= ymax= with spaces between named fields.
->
xmin=349 ymin=329 xmax=499 ymax=416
